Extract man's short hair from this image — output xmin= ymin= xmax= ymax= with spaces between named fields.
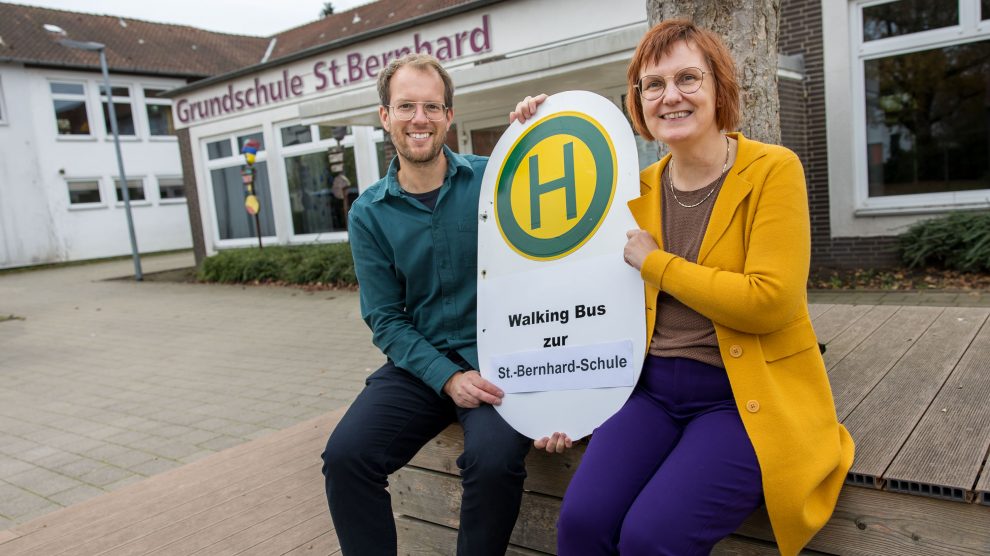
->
xmin=376 ymin=53 xmax=454 ymax=109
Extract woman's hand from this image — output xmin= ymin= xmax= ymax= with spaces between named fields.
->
xmin=624 ymin=229 xmax=660 ymax=271
xmin=509 ymin=94 xmax=549 ymax=125
xmin=534 ymin=432 xmax=572 ymax=454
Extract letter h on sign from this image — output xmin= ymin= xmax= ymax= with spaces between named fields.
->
xmin=528 ymin=142 xmax=576 ymax=229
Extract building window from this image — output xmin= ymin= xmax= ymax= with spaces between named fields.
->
xmin=204 ymin=132 xmax=275 ymax=241
xmin=50 ymin=82 xmax=90 ymax=135
xmin=984 ymin=0 xmax=990 ymax=20
xmin=158 ymin=176 xmax=185 ymax=200
xmin=101 ymin=85 xmax=136 ymax=136
xmin=67 ymin=179 xmax=102 ymax=205
xmin=856 ymin=1 xmax=990 ymax=202
xmin=280 ymin=123 xmax=353 ymax=236
xmin=144 ymin=88 xmax=174 ymax=136
xmin=862 ymin=0 xmax=958 ymax=41
xmin=114 ymin=178 xmax=146 ymax=202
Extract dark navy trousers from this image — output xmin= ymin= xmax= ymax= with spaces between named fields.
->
xmin=321 ymin=357 xmax=531 ymax=556
xmin=557 ymin=356 xmax=764 ymax=555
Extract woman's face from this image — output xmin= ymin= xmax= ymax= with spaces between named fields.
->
xmin=638 ymin=40 xmax=720 ymax=148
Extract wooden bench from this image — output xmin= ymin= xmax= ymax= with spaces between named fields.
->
xmin=394 ymin=303 xmax=990 ymax=555
xmin=3 ymin=303 xmax=988 ymax=555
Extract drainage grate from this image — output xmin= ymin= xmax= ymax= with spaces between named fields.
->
xmin=847 ymin=472 xmax=881 ymax=488
xmin=887 ymin=479 xmax=970 ymax=502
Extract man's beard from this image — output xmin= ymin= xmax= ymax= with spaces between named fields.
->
xmin=393 ymin=132 xmax=446 ymax=167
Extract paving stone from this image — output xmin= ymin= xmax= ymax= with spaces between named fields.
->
xmin=0 ymin=458 xmax=35 ymax=479
xmin=129 ymin=458 xmax=181 ymax=476
xmin=5 ymin=467 xmax=81 ymax=497
xmin=78 ymin=465 xmax=135 ymax=488
xmin=198 ymin=435 xmax=245 ymax=452
xmin=0 ymin=482 xmax=57 ymax=518
xmin=48 ymin=484 xmax=106 ymax=507
xmin=56 ymin=457 xmax=106 ymax=477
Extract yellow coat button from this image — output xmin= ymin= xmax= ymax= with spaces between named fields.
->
xmin=729 ymin=345 xmax=743 ymax=358
xmin=746 ymin=400 xmax=760 ymax=413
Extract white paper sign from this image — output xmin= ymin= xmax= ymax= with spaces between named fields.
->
xmin=491 ymin=339 xmax=635 ymax=394
xmin=477 ymin=91 xmax=646 ymax=440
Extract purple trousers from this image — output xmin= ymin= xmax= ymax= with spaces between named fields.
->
xmin=557 ymin=356 xmax=763 ymax=555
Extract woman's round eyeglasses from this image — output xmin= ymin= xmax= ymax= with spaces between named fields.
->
xmin=636 ymin=67 xmax=707 ymax=101
xmin=386 ymin=102 xmax=448 ymax=121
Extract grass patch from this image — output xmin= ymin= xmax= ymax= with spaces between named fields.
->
xmin=198 ymin=243 xmax=356 ymax=288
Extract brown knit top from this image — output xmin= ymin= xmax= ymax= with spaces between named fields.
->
xmin=647 ymin=163 xmax=728 ymax=368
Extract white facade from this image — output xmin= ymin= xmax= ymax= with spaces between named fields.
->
xmin=171 ymin=0 xmax=650 ymax=257
xmin=0 ymin=63 xmax=191 ymax=268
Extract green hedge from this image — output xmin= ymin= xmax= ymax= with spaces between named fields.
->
xmin=899 ymin=212 xmax=990 ymax=272
xmin=198 ymin=243 xmax=357 ymax=286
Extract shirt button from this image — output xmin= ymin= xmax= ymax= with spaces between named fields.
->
xmin=729 ymin=345 xmax=743 ymax=358
xmin=746 ymin=400 xmax=760 ymax=413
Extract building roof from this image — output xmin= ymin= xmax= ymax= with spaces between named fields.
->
xmin=268 ymin=0 xmax=480 ymax=62
xmin=0 ymin=0 xmax=499 ymax=86
xmin=0 ymin=2 xmax=270 ymax=78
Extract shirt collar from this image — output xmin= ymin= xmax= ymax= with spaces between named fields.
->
xmin=373 ymin=145 xmax=475 ymax=203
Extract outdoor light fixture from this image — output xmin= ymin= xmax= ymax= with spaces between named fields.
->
xmin=44 ymin=23 xmax=143 ymax=281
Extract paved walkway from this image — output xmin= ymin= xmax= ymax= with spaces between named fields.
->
xmin=1 ymin=253 xmax=986 ymax=531
xmin=0 ymin=253 xmax=378 ymax=530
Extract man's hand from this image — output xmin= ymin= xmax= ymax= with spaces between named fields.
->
xmin=508 ymin=94 xmax=549 ymax=125
xmin=534 ymin=432 xmax=573 ymax=453
xmin=443 ymin=370 xmax=504 ymax=408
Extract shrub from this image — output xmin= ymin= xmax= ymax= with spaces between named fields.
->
xmin=198 ymin=243 xmax=357 ymax=286
xmin=899 ymin=212 xmax=990 ymax=272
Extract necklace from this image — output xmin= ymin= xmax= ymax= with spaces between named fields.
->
xmin=668 ymin=136 xmax=730 ymax=209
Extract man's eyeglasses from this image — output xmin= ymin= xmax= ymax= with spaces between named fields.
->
xmin=386 ymin=102 xmax=448 ymax=121
xmin=635 ymin=67 xmax=707 ymax=101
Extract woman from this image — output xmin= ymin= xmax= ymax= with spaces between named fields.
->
xmin=516 ymin=19 xmax=854 ymax=555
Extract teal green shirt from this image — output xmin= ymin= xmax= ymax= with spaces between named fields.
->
xmin=348 ymin=146 xmax=486 ymax=395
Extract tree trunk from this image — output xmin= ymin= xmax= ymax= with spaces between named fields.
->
xmin=645 ymin=0 xmax=781 ymax=145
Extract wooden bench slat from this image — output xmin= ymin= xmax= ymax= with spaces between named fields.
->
xmin=408 ymin=426 xmax=586 ymax=499
xmin=807 ymin=303 xmax=833 ymax=320
xmin=809 ymin=303 xmax=872 ymax=344
xmin=187 ymin=494 xmax=328 ymax=556
xmin=829 ymin=306 xmax=941 ymax=421
xmin=883 ymin=311 xmax=990 ymax=501
xmin=841 ymin=307 xmax=985 ymax=488
xmin=822 ymin=305 xmax=899 ymax=371
xmin=147 ymin=489 xmax=326 ymax=555
xmin=234 ymin=513 xmax=337 ymax=556
xmin=396 ymin=515 xmax=550 ymax=555
xmin=96 ymin=470 xmax=322 ymax=556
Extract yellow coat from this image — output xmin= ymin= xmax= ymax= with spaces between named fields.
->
xmin=627 ymin=132 xmax=855 ymax=556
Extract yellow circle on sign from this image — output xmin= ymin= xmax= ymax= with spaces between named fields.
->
xmin=507 ymin=134 xmax=597 ymax=240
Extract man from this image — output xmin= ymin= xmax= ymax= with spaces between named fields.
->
xmin=321 ymin=54 xmax=531 ymax=556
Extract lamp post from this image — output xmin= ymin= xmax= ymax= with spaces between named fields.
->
xmin=44 ymin=24 xmax=143 ymax=280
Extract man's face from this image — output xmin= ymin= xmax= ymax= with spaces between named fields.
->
xmin=379 ymin=66 xmax=452 ymax=167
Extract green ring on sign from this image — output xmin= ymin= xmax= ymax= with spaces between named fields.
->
xmin=495 ymin=114 xmax=616 ymax=260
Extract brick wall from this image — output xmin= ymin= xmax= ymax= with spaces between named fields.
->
xmin=779 ymin=0 xmax=901 ymax=268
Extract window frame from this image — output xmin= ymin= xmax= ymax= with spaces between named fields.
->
xmin=142 ymin=86 xmax=177 ymax=141
xmin=65 ymin=177 xmax=106 ymax=209
xmin=276 ymin=121 xmax=362 ymax=241
xmin=112 ymin=176 xmax=151 ymax=207
xmin=202 ymin=129 xmax=278 ymax=247
xmin=844 ymin=0 xmax=990 ymax=216
xmin=156 ymin=175 xmax=187 ymax=204
xmin=49 ymin=79 xmax=94 ymax=139
xmin=100 ymin=83 xmax=139 ymax=139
